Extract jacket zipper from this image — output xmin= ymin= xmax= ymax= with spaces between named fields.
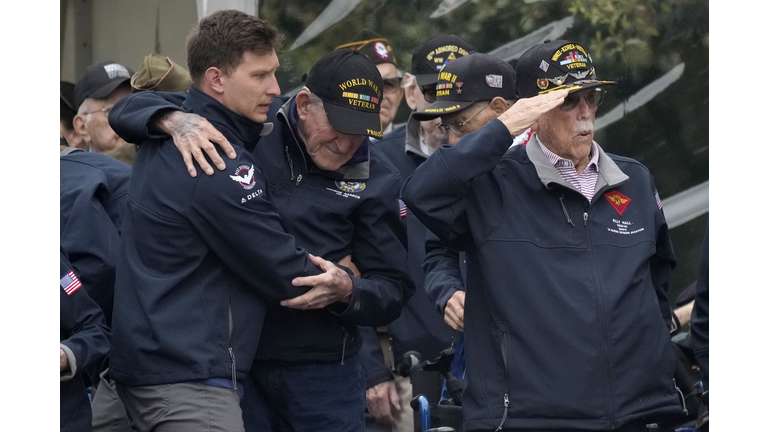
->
xmin=341 ymin=328 xmax=349 ymax=365
xmin=228 ymin=348 xmax=237 ymax=391
xmin=673 ymin=378 xmax=688 ymax=415
xmin=495 ymin=324 xmax=511 ymax=431
xmin=583 ymin=204 xmax=616 ymax=428
xmin=559 ymin=194 xmax=575 ymax=226
xmin=285 ymin=145 xmax=295 ymax=181
xmin=388 ymin=336 xmax=396 ymax=373
xmin=280 ymin=110 xmax=308 ymax=187
xmin=227 ymin=296 xmax=237 ymax=391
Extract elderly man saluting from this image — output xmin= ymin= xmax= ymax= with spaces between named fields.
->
xmin=401 ymin=39 xmax=684 ymax=432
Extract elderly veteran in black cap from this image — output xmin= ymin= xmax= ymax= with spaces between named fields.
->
xmin=361 ymin=34 xmax=476 ymax=432
xmin=402 ymin=39 xmax=683 ymax=431
xmin=73 ymin=60 xmax=133 ymax=154
xmin=412 ymin=52 xmax=517 ymax=145
xmin=108 ymin=48 xmax=413 ymax=432
xmin=336 ymin=29 xmax=404 ymax=135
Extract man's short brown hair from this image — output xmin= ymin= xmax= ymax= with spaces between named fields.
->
xmin=186 ymin=10 xmax=283 ymax=87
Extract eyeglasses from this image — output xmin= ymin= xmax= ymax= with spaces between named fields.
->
xmin=559 ymin=88 xmax=605 ymax=111
xmin=383 ymin=77 xmax=402 ymax=93
xmin=82 ymin=104 xmax=114 ymax=117
xmin=437 ymin=102 xmax=489 ymax=136
xmin=420 ymin=85 xmax=438 ymax=103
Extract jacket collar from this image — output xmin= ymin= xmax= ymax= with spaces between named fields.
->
xmin=276 ymin=95 xmax=371 ymax=181
xmin=526 ymin=133 xmax=629 ymax=199
xmin=403 ymin=114 xmax=431 ymax=160
xmin=183 ymin=86 xmax=273 ymax=153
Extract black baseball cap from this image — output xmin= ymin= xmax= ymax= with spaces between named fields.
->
xmin=305 ymin=49 xmax=384 ymax=138
xmin=334 ymin=29 xmax=398 ymax=67
xmin=411 ymin=34 xmax=476 ymax=87
xmin=412 ymin=53 xmax=516 ymax=121
xmin=74 ymin=60 xmax=133 ymax=109
xmin=515 ymin=39 xmax=616 ymax=98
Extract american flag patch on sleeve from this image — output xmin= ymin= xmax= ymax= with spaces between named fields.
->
xmin=60 ymin=271 xmax=82 ymax=296
xmin=399 ymin=199 xmax=407 ymax=218
xmin=654 ymin=190 xmax=663 ymax=210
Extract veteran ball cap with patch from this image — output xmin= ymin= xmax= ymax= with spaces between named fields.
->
xmin=305 ymin=49 xmax=384 ymax=138
xmin=411 ymin=33 xmax=476 ymax=87
xmin=412 ymin=53 xmax=516 ymax=121
xmin=334 ymin=28 xmax=397 ymax=66
xmin=74 ymin=60 xmax=133 ymax=109
xmin=515 ymin=39 xmax=616 ymax=98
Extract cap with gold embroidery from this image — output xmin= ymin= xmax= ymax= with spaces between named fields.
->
xmin=411 ymin=34 xmax=476 ymax=87
xmin=515 ymin=39 xmax=616 ymax=98
xmin=305 ymin=49 xmax=384 ymax=138
xmin=334 ymin=29 xmax=397 ymax=67
xmin=412 ymin=53 xmax=516 ymax=121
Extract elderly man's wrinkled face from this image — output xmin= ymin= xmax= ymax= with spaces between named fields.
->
xmin=376 ymin=63 xmax=404 ymax=131
xmin=298 ymin=97 xmax=367 ymax=171
xmin=438 ymin=102 xmax=497 ymax=145
xmin=536 ymin=88 xmax=600 ymax=164
xmin=76 ymin=85 xmax=131 ymax=153
xmin=404 ymin=74 xmax=447 ymax=149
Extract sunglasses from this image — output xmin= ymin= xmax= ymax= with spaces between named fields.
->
xmin=383 ymin=77 xmax=402 ymax=93
xmin=420 ymin=85 xmax=438 ymax=103
xmin=559 ymin=88 xmax=605 ymax=111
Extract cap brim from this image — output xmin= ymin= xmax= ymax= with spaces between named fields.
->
xmin=323 ymin=101 xmax=382 ymax=138
xmin=411 ymin=99 xmax=473 ymax=121
xmin=414 ymin=73 xmax=439 ymax=87
xmin=88 ymin=78 xmax=131 ymax=101
xmin=540 ymin=80 xmax=617 ymax=95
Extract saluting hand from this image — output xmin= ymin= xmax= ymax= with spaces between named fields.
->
xmin=498 ymin=89 xmax=568 ymax=136
xmin=281 ymin=254 xmax=354 ymax=310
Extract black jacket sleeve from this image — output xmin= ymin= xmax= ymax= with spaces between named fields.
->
xmin=401 ymin=119 xmax=514 ymax=249
xmin=423 ymin=230 xmax=466 ymax=316
xmin=689 ymin=224 xmax=709 ymax=389
xmin=649 ymin=177 xmax=677 ymax=330
xmin=60 ymin=251 xmax=111 ymax=382
xmin=188 ymin=154 xmax=322 ymax=301
xmin=329 ymin=166 xmax=415 ymax=326
xmin=358 ymin=327 xmax=395 ymax=389
xmin=108 ymin=91 xmax=187 ymax=143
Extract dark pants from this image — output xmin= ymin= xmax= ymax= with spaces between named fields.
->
xmin=242 ymin=353 xmax=366 ymax=432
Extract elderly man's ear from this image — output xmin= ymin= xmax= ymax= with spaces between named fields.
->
xmin=489 ymin=96 xmax=513 ymax=117
xmin=72 ymin=114 xmax=91 ymax=145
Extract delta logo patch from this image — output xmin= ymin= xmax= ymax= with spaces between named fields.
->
xmin=230 ymin=165 xmax=256 ymax=190
xmin=604 ymin=191 xmax=631 ymax=215
xmin=336 ymin=181 xmax=366 ymax=193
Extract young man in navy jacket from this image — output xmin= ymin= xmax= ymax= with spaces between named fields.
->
xmin=109 ymin=11 xmax=362 ymax=432
xmin=402 ymin=40 xmax=684 ymax=431
xmin=108 ymin=45 xmax=413 ymax=430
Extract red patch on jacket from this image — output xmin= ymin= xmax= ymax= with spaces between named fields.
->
xmin=604 ymin=191 xmax=631 ymax=215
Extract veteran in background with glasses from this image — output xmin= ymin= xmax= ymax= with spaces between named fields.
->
xmin=411 ymin=52 xmax=517 ymax=145
xmin=402 ymin=40 xmax=683 ymax=432
xmin=73 ymin=61 xmax=133 ymax=154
